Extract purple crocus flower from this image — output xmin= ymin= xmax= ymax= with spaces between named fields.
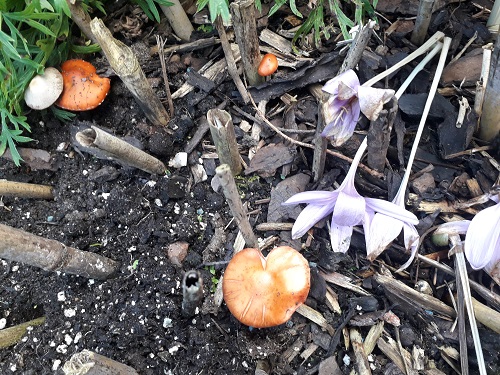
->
xmin=434 ymin=196 xmax=500 ymax=272
xmin=321 ymin=70 xmax=394 ymax=146
xmin=283 ymin=138 xmax=419 ymax=252
xmin=464 ymin=198 xmax=500 ymax=270
xmin=365 ymin=189 xmax=420 ymax=270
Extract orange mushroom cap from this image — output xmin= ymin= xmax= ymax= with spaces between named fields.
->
xmin=222 ymin=246 xmax=310 ymax=328
xmin=258 ymin=53 xmax=279 ymax=77
xmin=56 ymin=59 xmax=111 ymax=111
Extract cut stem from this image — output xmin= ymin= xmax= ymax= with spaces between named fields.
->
xmin=411 ymin=0 xmax=436 ymax=46
xmin=63 ymin=349 xmax=139 ymax=375
xmin=207 ymin=109 xmax=242 ymax=175
xmin=75 ymin=126 xmax=166 ymax=175
xmin=0 ymin=224 xmax=120 ymax=280
xmin=0 ymin=180 xmax=54 ymax=199
xmin=160 ymin=0 xmax=194 ymax=42
xmin=230 ymin=0 xmax=264 ymax=87
xmin=90 ymin=18 xmax=170 ymax=126
xmin=394 ymin=37 xmax=452 ymax=205
xmin=363 ymin=31 xmax=444 ymax=87
xmin=215 ymin=164 xmax=258 ymax=248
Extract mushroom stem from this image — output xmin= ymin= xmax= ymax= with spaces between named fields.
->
xmin=0 ymin=224 xmax=120 ymax=280
xmin=89 ymin=18 xmax=170 ymax=127
xmin=75 ymin=126 xmax=166 ymax=175
xmin=215 ymin=164 xmax=258 ymax=248
xmin=0 ymin=180 xmax=54 ymax=200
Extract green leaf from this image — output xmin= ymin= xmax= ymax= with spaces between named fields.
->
xmin=268 ymin=0 xmax=287 ymax=17
xmin=24 ymin=19 xmax=57 ymax=37
xmin=71 ymin=43 xmax=102 ymax=54
xmin=289 ymin=0 xmax=303 ymax=18
xmin=146 ymin=0 xmax=161 ymax=22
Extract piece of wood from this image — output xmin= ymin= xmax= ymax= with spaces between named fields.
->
xmin=215 ymin=164 xmax=258 ymax=248
xmin=90 ymin=18 xmax=169 ymax=126
xmin=75 ymin=126 xmax=166 ymax=175
xmin=207 ymin=109 xmax=242 ymax=175
xmin=230 ymin=0 xmax=264 ymax=87
xmin=320 ymin=271 xmax=371 ymax=296
xmin=373 ymin=273 xmax=456 ymax=318
xmin=295 ymin=304 xmax=335 ymax=335
xmin=214 ymin=17 xmax=250 ymax=103
xmin=259 ymin=29 xmax=293 ymax=55
xmin=0 ymin=317 xmax=45 ymax=349
xmin=0 ymin=224 xmax=120 ymax=280
xmin=62 ymin=349 xmax=139 ymax=375
xmin=0 ymin=180 xmax=54 ymax=199
xmin=350 ymin=328 xmax=372 ymax=375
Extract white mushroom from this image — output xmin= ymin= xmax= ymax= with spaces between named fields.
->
xmin=24 ymin=67 xmax=63 ymax=110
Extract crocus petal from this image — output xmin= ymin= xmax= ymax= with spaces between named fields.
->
xmin=337 ymin=81 xmax=358 ymax=101
xmin=433 ymin=220 xmax=470 ymax=236
xmin=464 ymin=202 xmax=500 ymax=270
xmin=332 ymin=190 xmax=365 ymax=227
xmin=283 ymin=190 xmax=339 ymax=206
xmin=321 ymin=100 xmax=360 ymax=146
xmin=357 ymin=86 xmax=395 ymax=121
xmin=330 ymin=222 xmax=354 ymax=253
xmin=396 ymin=223 xmax=420 ymax=271
xmin=365 ymin=198 xmax=419 ymax=225
xmin=322 ymin=69 xmax=360 ymax=95
xmin=366 ymin=213 xmax=403 ymax=261
xmin=291 ymin=203 xmax=335 ymax=239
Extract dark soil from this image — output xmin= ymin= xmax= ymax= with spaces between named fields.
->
xmin=1 ymin=1 xmax=499 ymax=374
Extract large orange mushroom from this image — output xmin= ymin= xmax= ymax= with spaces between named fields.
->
xmin=56 ymin=59 xmax=111 ymax=111
xmin=222 ymin=246 xmax=310 ymax=328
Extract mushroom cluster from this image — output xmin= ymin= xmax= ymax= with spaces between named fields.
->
xmin=222 ymin=246 xmax=310 ymax=328
xmin=24 ymin=60 xmax=111 ymax=111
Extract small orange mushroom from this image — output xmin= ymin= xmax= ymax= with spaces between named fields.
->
xmin=222 ymin=246 xmax=310 ymax=328
xmin=56 ymin=59 xmax=111 ymax=111
xmin=258 ymin=53 xmax=279 ymax=77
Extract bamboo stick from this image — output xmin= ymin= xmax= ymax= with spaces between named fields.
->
xmin=90 ymin=18 xmax=170 ymax=127
xmin=0 ymin=180 xmax=54 ymax=199
xmin=0 ymin=224 xmax=120 ymax=280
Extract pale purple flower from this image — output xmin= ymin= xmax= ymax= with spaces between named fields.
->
xmin=283 ymin=138 xmax=419 ymax=252
xmin=434 ymin=197 xmax=500 ymax=271
xmin=464 ymin=198 xmax=500 ymax=270
xmin=365 ymin=188 xmax=420 ymax=270
xmin=321 ymin=70 xmax=394 ymax=146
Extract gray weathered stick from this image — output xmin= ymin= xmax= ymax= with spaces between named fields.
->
xmin=0 ymin=317 xmax=45 ymax=349
xmin=230 ymin=0 xmax=264 ymax=87
xmin=90 ymin=18 xmax=170 ymax=127
xmin=214 ymin=16 xmax=250 ymax=103
xmin=207 ymin=109 xmax=242 ymax=175
xmin=62 ymin=349 xmax=139 ymax=375
xmin=75 ymin=126 xmax=166 ymax=174
xmin=0 ymin=180 xmax=54 ymax=199
xmin=65 ymin=0 xmax=98 ymax=45
xmin=411 ymin=0 xmax=435 ymax=46
xmin=340 ymin=20 xmax=376 ymax=73
xmin=0 ymin=224 xmax=120 ymax=280
xmin=160 ymin=0 xmax=194 ymax=42
xmin=215 ymin=164 xmax=258 ymax=248
xmin=479 ymin=33 xmax=500 ymax=141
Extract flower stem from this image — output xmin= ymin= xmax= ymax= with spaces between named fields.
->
xmin=362 ymin=31 xmax=445 ymax=88
xmin=394 ymin=37 xmax=452 ymax=204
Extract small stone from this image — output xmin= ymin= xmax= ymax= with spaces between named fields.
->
xmin=168 ymin=152 xmax=188 ymax=168
xmin=165 ymin=241 xmax=189 ymax=267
